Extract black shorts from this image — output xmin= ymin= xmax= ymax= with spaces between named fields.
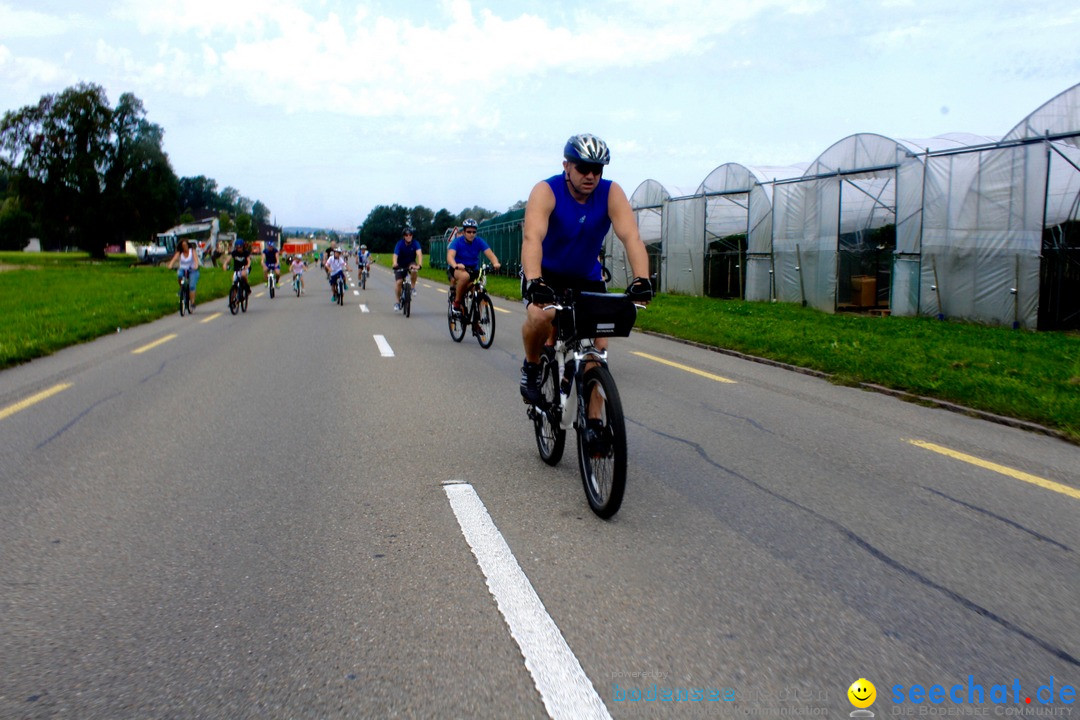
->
xmin=523 ymin=268 xmax=606 ymax=305
xmin=394 ymin=267 xmax=415 ymax=280
xmin=449 ymin=266 xmax=480 ymax=282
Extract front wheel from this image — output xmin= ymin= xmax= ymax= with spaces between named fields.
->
xmin=228 ymin=285 xmax=239 ymax=315
xmin=474 ymin=293 xmax=495 ymax=348
xmin=447 ymin=290 xmax=465 ymax=342
xmin=402 ymin=283 xmax=411 ymax=318
xmin=241 ymin=286 xmax=249 ymax=312
xmin=336 ymin=278 xmax=344 ymax=306
xmin=533 ymin=356 xmax=566 ymax=466
xmin=295 ymin=277 xmax=301 ymax=297
xmin=361 ymin=270 xmax=367 ymax=290
xmin=576 ymin=365 xmax=627 ymax=519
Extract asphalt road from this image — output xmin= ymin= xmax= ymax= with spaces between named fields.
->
xmin=2 ymin=265 xmax=1077 ymax=719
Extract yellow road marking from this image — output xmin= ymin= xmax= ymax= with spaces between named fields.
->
xmin=131 ymin=334 xmax=177 ymax=355
xmin=200 ymin=312 xmax=221 ymax=323
xmin=909 ymin=439 xmax=1080 ymax=500
xmin=630 ymin=351 xmax=736 ymax=384
xmin=494 ymin=306 xmax=512 ymax=314
xmin=0 ymin=383 xmax=73 ymax=421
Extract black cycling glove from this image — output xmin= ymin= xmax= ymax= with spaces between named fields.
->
xmin=525 ymin=277 xmax=556 ymax=306
xmin=627 ymin=276 xmax=653 ymax=302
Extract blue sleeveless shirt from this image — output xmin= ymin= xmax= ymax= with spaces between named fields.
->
xmin=541 ymin=174 xmax=612 ymax=281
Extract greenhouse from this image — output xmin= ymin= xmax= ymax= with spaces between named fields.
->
xmin=770 ymin=132 xmax=996 ymax=317
xmin=425 ymin=84 xmax=1079 ymax=330
xmin=918 ymin=83 xmax=1080 ymax=329
xmin=607 ymin=179 xmax=671 ymax=290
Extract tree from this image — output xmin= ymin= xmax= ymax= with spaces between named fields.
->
xmin=433 ymin=208 xmax=457 ymax=237
xmin=357 ymin=204 xmax=410 ymax=253
xmin=409 ymin=205 xmax=435 ymax=242
xmin=103 ymin=93 xmax=178 ymax=247
xmin=234 ymin=213 xmax=256 ymax=243
xmin=252 ymin=200 xmax=271 ymax=225
xmin=0 ymin=196 xmax=34 ymax=250
xmin=458 ymin=205 xmax=498 ymax=223
xmin=179 ymin=175 xmax=219 ymax=214
xmin=0 ymin=83 xmax=178 ymax=257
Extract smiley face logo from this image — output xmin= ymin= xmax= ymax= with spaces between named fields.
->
xmin=848 ymin=678 xmax=876 ymax=708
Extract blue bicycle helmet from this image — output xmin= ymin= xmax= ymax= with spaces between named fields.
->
xmin=462 ymin=218 xmax=478 ymax=229
xmin=233 ymin=238 xmax=244 ymax=249
xmin=563 ymin=133 xmax=610 ymax=165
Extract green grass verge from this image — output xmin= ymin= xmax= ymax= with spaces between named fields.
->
xmin=5 ymin=254 xmax=1079 ymax=442
xmin=0 ymin=251 xmax=263 ymax=368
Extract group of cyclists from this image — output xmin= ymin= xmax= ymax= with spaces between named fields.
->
xmin=170 ymin=236 xmax=377 ymax=310
xmin=166 ymin=132 xmax=655 ymax=384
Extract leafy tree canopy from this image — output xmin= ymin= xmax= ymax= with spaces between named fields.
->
xmin=0 ymin=82 xmax=180 ymax=257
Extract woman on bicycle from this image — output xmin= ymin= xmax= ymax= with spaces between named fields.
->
xmin=167 ymin=238 xmax=201 ymax=309
xmin=447 ymin=218 xmax=501 ymax=316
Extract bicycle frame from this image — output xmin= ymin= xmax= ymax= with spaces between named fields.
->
xmin=545 ymin=309 xmax=609 ymax=430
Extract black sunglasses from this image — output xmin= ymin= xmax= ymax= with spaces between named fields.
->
xmin=574 ymin=162 xmax=604 ymax=176
xmin=464 ymin=229 xmax=477 ymax=234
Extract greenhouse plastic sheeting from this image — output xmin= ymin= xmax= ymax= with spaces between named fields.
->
xmin=920 ymin=83 xmax=1080 ymax=328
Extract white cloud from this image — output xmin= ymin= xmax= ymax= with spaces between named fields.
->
xmin=0 ymin=3 xmax=70 ymax=38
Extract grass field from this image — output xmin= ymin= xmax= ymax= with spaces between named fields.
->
xmin=4 ymin=253 xmax=1079 ymax=443
xmin=0 ymin=251 xmax=263 ymax=368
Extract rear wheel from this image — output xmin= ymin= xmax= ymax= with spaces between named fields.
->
xmin=576 ymin=365 xmax=627 ymax=519
xmin=474 ymin=293 xmax=495 ymax=348
xmin=228 ymin=285 xmax=239 ymax=315
xmin=448 ymin=290 xmax=465 ymax=342
xmin=533 ymin=356 xmax=566 ymax=466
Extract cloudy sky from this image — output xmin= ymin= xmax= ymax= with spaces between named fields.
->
xmin=2 ymin=0 xmax=1078 ymax=229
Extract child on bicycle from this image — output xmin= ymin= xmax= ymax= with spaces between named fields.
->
xmin=290 ymin=254 xmax=306 ymax=295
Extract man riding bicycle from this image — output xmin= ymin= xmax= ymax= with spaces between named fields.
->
xmin=392 ymin=226 xmax=423 ymax=311
xmin=447 ymin=218 xmax=501 ymax=316
xmin=324 ymin=247 xmax=348 ymax=302
xmin=519 ymin=133 xmax=653 ymax=415
xmin=262 ymin=240 xmax=281 ymax=287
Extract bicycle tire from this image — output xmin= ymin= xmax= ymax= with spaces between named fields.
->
xmin=534 ymin=356 xmax=566 ymax=466
xmin=361 ymin=270 xmax=367 ymax=290
xmin=402 ymin=282 xmax=411 ymax=318
xmin=337 ymin=277 xmax=344 ymax=306
xmin=474 ymin=293 xmax=495 ymax=348
xmin=576 ymin=365 xmax=627 ymax=519
xmin=295 ymin=277 xmax=301 ymax=297
xmin=179 ymin=284 xmax=187 ymax=317
xmin=241 ymin=288 xmax=249 ymax=313
xmin=229 ymin=285 xmax=239 ymax=315
xmin=448 ymin=290 xmax=465 ymax=342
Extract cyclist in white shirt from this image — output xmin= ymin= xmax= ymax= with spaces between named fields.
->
xmin=324 ymin=247 xmax=348 ymax=302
